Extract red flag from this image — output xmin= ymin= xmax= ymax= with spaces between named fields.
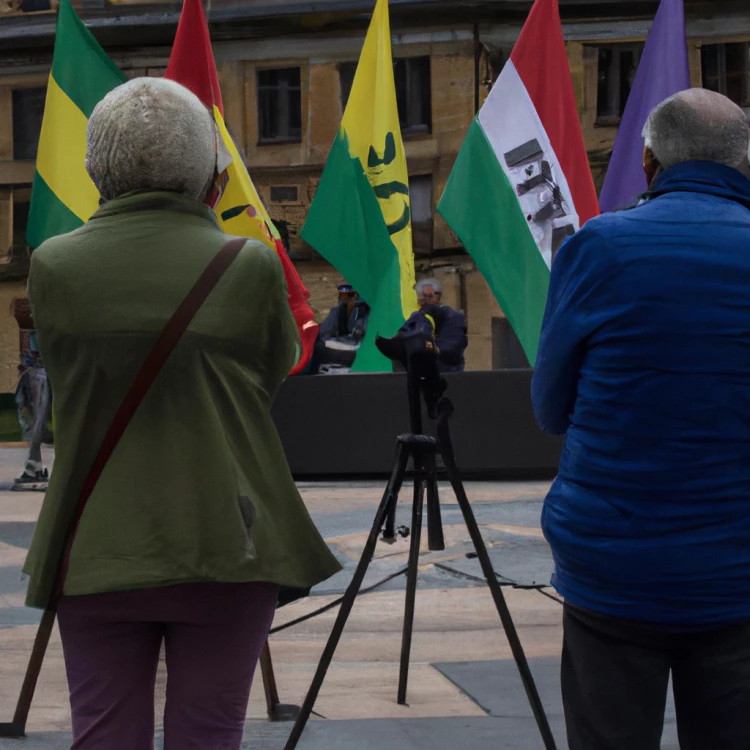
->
xmin=165 ymin=0 xmax=318 ymax=375
xmin=165 ymin=0 xmax=223 ymax=116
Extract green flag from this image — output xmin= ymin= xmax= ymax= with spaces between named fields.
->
xmin=27 ymin=0 xmax=126 ymax=249
xmin=301 ymin=0 xmax=418 ymax=372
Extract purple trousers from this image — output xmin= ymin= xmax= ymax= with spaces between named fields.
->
xmin=57 ymin=582 xmax=278 ymax=750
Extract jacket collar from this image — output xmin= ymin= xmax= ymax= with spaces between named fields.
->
xmin=648 ymin=161 xmax=750 ymax=211
xmin=90 ymin=191 xmax=220 ymax=227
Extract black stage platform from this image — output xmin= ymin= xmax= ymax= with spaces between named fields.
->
xmin=272 ymin=370 xmax=563 ymax=480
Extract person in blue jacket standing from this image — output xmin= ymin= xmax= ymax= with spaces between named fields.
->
xmin=532 ymin=88 xmax=750 ymax=750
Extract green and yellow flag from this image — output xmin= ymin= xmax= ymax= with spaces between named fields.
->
xmin=301 ymin=0 xmax=417 ymax=372
xmin=27 ymin=0 xmax=126 ymax=248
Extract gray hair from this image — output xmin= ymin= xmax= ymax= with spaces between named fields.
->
xmin=86 ymin=77 xmax=217 ymax=202
xmin=642 ymin=89 xmax=750 ymax=170
xmin=415 ymin=278 xmax=443 ymax=295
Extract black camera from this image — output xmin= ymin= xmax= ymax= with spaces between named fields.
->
xmin=375 ymin=306 xmax=447 ymax=418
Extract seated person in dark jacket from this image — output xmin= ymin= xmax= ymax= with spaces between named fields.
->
xmin=403 ymin=278 xmax=467 ymax=372
xmin=310 ymin=283 xmax=370 ymax=373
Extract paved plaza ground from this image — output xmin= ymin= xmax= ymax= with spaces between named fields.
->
xmin=0 ymin=447 xmax=680 ymax=749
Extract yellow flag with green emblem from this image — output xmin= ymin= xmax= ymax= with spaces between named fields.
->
xmin=27 ymin=0 xmax=126 ymax=248
xmin=301 ymin=0 xmax=418 ymax=372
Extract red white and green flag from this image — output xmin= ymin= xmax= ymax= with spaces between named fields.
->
xmin=165 ymin=0 xmax=318 ymax=374
xmin=438 ymin=0 xmax=598 ymax=365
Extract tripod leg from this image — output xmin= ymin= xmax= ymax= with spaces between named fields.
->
xmin=261 ymin=640 xmax=300 ymax=722
xmin=397 ymin=469 xmax=426 ymax=705
xmin=284 ymin=440 xmax=411 ymax=750
xmin=260 ymin=641 xmax=280 ymax=715
xmin=425 ymin=452 xmax=445 ymax=552
xmin=437 ymin=417 xmax=558 ymax=750
xmin=0 ymin=608 xmax=56 ymax=738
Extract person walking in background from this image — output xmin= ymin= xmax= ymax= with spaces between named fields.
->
xmin=22 ymin=77 xmax=340 ymax=750
xmin=13 ymin=333 xmax=51 ymax=491
xmin=533 ymin=89 xmax=750 ymax=750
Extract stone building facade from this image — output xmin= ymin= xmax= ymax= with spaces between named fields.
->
xmin=0 ymin=0 xmax=748 ymax=389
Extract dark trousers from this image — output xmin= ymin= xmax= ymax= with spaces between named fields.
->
xmin=562 ymin=603 xmax=750 ymax=750
xmin=57 ymin=582 xmax=278 ymax=750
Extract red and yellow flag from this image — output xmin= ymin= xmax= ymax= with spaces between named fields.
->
xmin=165 ymin=0 xmax=317 ymax=374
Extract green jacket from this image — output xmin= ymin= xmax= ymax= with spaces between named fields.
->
xmin=23 ymin=192 xmax=341 ymax=609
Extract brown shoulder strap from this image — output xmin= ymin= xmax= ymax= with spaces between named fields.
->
xmin=53 ymin=236 xmax=246 ymax=602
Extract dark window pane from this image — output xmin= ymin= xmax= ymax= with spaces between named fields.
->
xmin=12 ymin=88 xmax=46 ymax=161
xmin=702 ymin=43 xmax=750 ymax=107
xmin=397 ymin=57 xmax=431 ymax=134
xmin=407 ymin=57 xmax=431 ymax=134
xmin=257 ymin=67 xmax=302 ymax=143
xmin=394 ymin=59 xmax=408 ymax=127
xmin=702 ymin=44 xmax=722 ymax=94
xmin=596 ymin=44 xmax=643 ymax=121
xmin=410 ymin=174 xmax=433 ymax=255
xmin=270 ymin=186 xmax=298 ymax=202
xmin=289 ymin=88 xmax=302 ymax=135
xmin=339 ymin=62 xmax=357 ymax=110
xmin=13 ymin=196 xmax=29 ymax=252
xmin=725 ymin=43 xmax=748 ymax=106
xmin=492 ymin=317 xmax=530 ymax=370
xmin=597 ymin=48 xmax=613 ymax=118
xmin=619 ymin=51 xmax=635 ymax=112
xmin=20 ymin=0 xmax=51 ymax=11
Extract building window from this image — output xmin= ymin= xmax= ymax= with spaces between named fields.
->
xmin=12 ymin=87 xmax=46 ymax=161
xmin=270 ymin=185 xmax=298 ymax=203
xmin=410 ymin=174 xmax=433 ymax=254
xmin=491 ymin=317 xmax=530 ymax=370
xmin=596 ymin=44 xmax=643 ymax=124
xmin=257 ymin=67 xmax=302 ymax=144
xmin=702 ymin=43 xmax=750 ymax=110
xmin=13 ymin=190 xmax=31 ymax=253
xmin=339 ymin=56 xmax=432 ymax=135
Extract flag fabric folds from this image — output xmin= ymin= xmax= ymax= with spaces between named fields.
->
xmin=26 ymin=0 xmax=126 ymax=249
xmin=598 ymin=0 xmax=690 ymax=212
xmin=165 ymin=0 xmax=318 ymax=375
xmin=437 ymin=0 xmax=598 ymax=366
xmin=300 ymin=0 xmax=418 ymax=373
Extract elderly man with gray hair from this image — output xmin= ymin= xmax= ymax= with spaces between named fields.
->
xmin=532 ymin=88 xmax=750 ymax=750
xmin=409 ymin=277 xmax=468 ymax=372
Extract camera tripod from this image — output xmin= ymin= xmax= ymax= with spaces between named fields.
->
xmin=284 ymin=373 xmax=557 ymax=750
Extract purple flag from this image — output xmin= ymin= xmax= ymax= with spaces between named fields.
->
xmin=599 ymin=0 xmax=690 ymax=212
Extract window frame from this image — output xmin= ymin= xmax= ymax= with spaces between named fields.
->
xmin=256 ymin=66 xmax=303 ymax=146
xmin=702 ymin=41 xmax=750 ymax=110
xmin=594 ymin=43 xmax=644 ymax=126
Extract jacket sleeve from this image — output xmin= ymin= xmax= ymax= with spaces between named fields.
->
xmin=531 ymin=224 xmax=618 ymax=435
xmin=437 ymin=309 xmax=468 ymax=367
xmin=26 ymin=248 xmax=54 ymax=349
xmin=318 ymin=306 xmax=339 ymax=341
xmin=27 ymin=250 xmax=44 ymax=327
xmin=264 ymin=249 xmax=301 ymax=397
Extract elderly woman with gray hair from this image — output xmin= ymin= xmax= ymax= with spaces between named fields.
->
xmin=22 ymin=77 xmax=340 ymax=749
